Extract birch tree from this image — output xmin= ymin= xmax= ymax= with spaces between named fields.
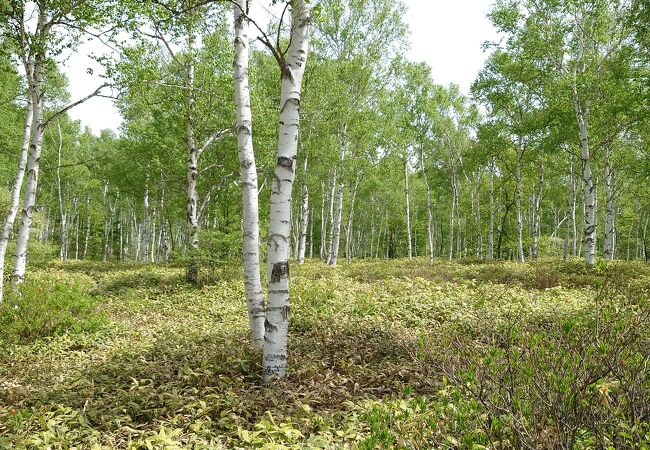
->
xmin=233 ymin=0 xmax=264 ymax=349
xmin=261 ymin=0 xmax=310 ymax=384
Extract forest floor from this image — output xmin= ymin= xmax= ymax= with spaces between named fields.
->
xmin=0 ymin=258 xmax=648 ymax=449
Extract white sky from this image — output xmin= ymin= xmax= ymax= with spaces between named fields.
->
xmin=64 ymin=0 xmax=499 ymax=135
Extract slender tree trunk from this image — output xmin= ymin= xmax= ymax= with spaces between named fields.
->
xmin=74 ymin=201 xmax=80 ymax=259
xmin=12 ymin=48 xmax=46 ymax=288
xmin=185 ymin=37 xmax=200 ymax=283
xmin=328 ymin=127 xmax=346 ymax=266
xmin=488 ymin=157 xmax=495 ymax=259
xmin=297 ymin=157 xmax=309 ymax=264
xmin=83 ymin=196 xmax=91 ymax=259
xmin=326 ymin=168 xmax=337 ymax=260
xmin=328 ymin=177 xmax=344 ymax=266
xmin=345 ymin=174 xmax=360 ymax=263
xmin=309 ymin=207 xmax=314 ymax=259
xmin=572 ymin=76 xmax=596 ymax=265
xmin=262 ymin=0 xmax=310 ymax=384
xmin=56 ymin=122 xmax=68 ymax=261
xmin=140 ymin=183 xmax=149 ymax=262
xmin=562 ymin=177 xmax=573 ymax=262
xmin=404 ymin=155 xmax=412 ymax=258
xmin=320 ymin=181 xmax=326 ymax=260
xmin=449 ymin=158 xmax=457 ymax=261
xmin=531 ymin=162 xmax=544 ymax=261
xmin=420 ymin=147 xmax=434 ymax=264
xmin=603 ymin=142 xmax=615 ymax=260
xmin=0 ymin=96 xmax=33 ymax=302
xmin=234 ymin=0 xmax=265 ymax=349
xmin=515 ymin=141 xmax=525 ymax=263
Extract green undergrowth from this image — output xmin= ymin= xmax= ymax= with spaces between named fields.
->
xmin=0 ymin=258 xmax=648 ymax=448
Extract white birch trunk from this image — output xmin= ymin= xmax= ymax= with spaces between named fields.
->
xmin=320 ymin=181 xmax=326 ymax=259
xmin=234 ymin=0 xmax=266 ymax=348
xmin=262 ymin=0 xmax=310 ymax=383
xmin=186 ymin=44 xmax=200 ymax=282
xmin=404 ymin=155 xmax=412 ymax=258
xmin=296 ymin=156 xmax=309 ymax=264
xmin=326 ymin=168 xmax=337 ymax=259
xmin=572 ymin=49 xmax=597 ymax=265
xmin=12 ymin=46 xmax=46 ymax=288
xmin=531 ymin=163 xmax=544 ymax=261
xmin=488 ymin=157 xmax=495 ymax=259
xmin=0 ymin=93 xmax=33 ymax=302
xmin=328 ymin=128 xmax=346 ymax=266
xmin=56 ymin=122 xmax=68 ymax=261
xmin=345 ymin=174 xmax=360 ymax=263
xmin=420 ymin=147 xmax=434 ymax=264
xmin=449 ymin=157 xmax=457 ymax=261
xmin=140 ymin=183 xmax=149 ymax=262
xmin=515 ymin=141 xmax=525 ymax=263
xmin=328 ymin=178 xmax=344 ymax=266
xmin=603 ymin=142 xmax=615 ymax=260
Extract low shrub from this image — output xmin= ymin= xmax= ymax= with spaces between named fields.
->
xmin=0 ymin=279 xmax=108 ymax=345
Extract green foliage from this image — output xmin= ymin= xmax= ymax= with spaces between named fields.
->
xmin=0 ymin=259 xmax=647 ymax=448
xmin=0 ymin=276 xmax=108 ymax=345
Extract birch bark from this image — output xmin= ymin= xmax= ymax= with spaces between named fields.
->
xmin=12 ymin=37 xmax=46 ymax=287
xmin=297 ymin=156 xmax=309 ymax=264
xmin=603 ymin=142 xmax=615 ymax=260
xmin=262 ymin=0 xmax=310 ymax=383
xmin=234 ymin=0 xmax=265 ymax=349
xmin=0 ymin=92 xmax=33 ymax=302
xmin=420 ymin=146 xmax=434 ymax=264
xmin=515 ymin=141 xmax=525 ymax=263
xmin=404 ymin=155 xmax=412 ymax=258
xmin=488 ymin=157 xmax=495 ymax=259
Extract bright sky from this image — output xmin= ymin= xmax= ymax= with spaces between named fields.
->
xmin=65 ymin=0 xmax=499 ymax=134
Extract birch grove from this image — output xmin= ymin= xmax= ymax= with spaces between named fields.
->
xmin=0 ymin=0 xmax=647 ymax=403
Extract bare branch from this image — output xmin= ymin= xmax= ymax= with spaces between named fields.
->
xmin=197 ymin=126 xmax=234 ymax=156
xmin=43 ymin=84 xmax=110 ymax=128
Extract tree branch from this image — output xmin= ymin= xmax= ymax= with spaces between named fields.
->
xmin=197 ymin=126 xmax=234 ymax=156
xmin=43 ymin=84 xmax=110 ymax=128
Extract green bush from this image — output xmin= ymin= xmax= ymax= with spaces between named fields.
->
xmin=0 ymin=280 xmax=108 ymax=344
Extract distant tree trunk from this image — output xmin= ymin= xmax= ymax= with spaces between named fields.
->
xmin=449 ymin=156 xmax=457 ymax=261
xmin=515 ymin=141 xmax=525 ymax=263
xmin=568 ymin=159 xmax=578 ymax=257
xmin=297 ymin=156 xmax=309 ymax=264
xmin=564 ymin=182 xmax=571 ymax=263
xmin=572 ymin=72 xmax=596 ymax=266
xmin=0 ymin=96 xmax=32 ymax=302
xmin=56 ymin=122 xmax=68 ymax=261
xmin=309 ymin=207 xmax=314 ymax=259
xmin=140 ymin=182 xmax=149 ymax=262
xmin=234 ymin=0 xmax=265 ymax=349
xmin=603 ymin=142 xmax=615 ymax=260
xmin=404 ymin=155 xmax=412 ymax=258
xmin=328 ymin=127 xmax=346 ymax=266
xmin=262 ymin=0 xmax=310 ymax=384
xmin=488 ymin=157 xmax=495 ymax=259
xmin=345 ymin=174 xmax=360 ymax=263
xmin=73 ymin=199 xmax=80 ymax=259
xmin=475 ymin=171 xmax=482 ymax=258
xmin=325 ymin=169 xmax=337 ymax=260
xmin=82 ymin=196 xmax=91 ymax=259
xmin=328 ymin=178 xmax=344 ymax=266
xmin=531 ymin=162 xmax=544 ymax=261
xmin=420 ymin=146 xmax=434 ymax=264
xmin=317 ymin=182 xmax=325 ymax=260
